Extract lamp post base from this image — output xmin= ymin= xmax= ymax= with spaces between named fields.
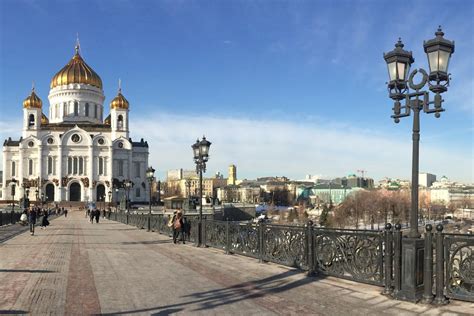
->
xmin=395 ymin=237 xmax=425 ymax=302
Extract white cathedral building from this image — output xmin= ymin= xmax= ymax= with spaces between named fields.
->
xmin=1 ymin=43 xmax=150 ymax=204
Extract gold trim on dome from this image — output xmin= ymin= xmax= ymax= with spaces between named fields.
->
xmin=41 ymin=113 xmax=49 ymax=124
xmin=23 ymin=88 xmax=42 ymax=108
xmin=50 ymin=45 xmax=103 ymax=89
xmin=110 ymin=89 xmax=129 ymax=109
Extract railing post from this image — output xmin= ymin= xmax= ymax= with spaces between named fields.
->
xmin=258 ymin=220 xmax=264 ymax=263
xmin=434 ymin=224 xmax=448 ymax=305
xmin=383 ymin=223 xmax=393 ymax=295
xmin=203 ymin=217 xmax=207 ymax=247
xmin=422 ymin=224 xmax=434 ymax=304
xmin=306 ymin=220 xmax=315 ymax=276
xmin=393 ymin=223 xmax=402 ymax=296
xmin=225 ymin=219 xmax=230 ymax=254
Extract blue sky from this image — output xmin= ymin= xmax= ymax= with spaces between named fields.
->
xmin=0 ymin=0 xmax=472 ymax=182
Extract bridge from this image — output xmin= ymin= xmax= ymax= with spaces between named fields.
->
xmin=0 ymin=211 xmax=472 ymax=315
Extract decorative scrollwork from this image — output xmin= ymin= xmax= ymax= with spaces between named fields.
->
xmin=314 ymin=230 xmax=383 ymax=285
xmin=263 ymin=225 xmax=307 ymax=269
xmin=445 ymin=235 xmax=474 ymax=302
xmin=408 ymin=68 xmax=428 ymax=91
xmin=229 ymin=222 xmax=259 ymax=258
xmin=205 ymin=221 xmax=227 ymax=250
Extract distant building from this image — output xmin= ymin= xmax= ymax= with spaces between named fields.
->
xmin=419 ymin=173 xmax=436 ymax=188
xmin=333 ymin=174 xmax=374 ymax=189
xmin=227 ymin=164 xmax=237 ymax=185
xmin=310 ymin=184 xmax=362 ymax=205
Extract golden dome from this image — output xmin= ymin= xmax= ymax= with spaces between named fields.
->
xmin=41 ymin=113 xmax=49 ymax=124
xmin=110 ymin=89 xmax=129 ymax=109
xmin=23 ymin=88 xmax=42 ymax=108
xmin=104 ymin=114 xmax=111 ymax=125
xmin=50 ymin=45 xmax=102 ymax=89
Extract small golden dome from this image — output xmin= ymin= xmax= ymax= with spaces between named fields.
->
xmin=23 ymin=88 xmax=42 ymax=108
xmin=50 ymin=45 xmax=102 ymax=89
xmin=104 ymin=114 xmax=111 ymax=125
xmin=41 ymin=113 xmax=49 ymax=124
xmin=110 ymin=89 xmax=129 ymax=109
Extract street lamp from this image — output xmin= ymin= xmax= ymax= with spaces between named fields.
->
xmin=124 ymin=180 xmax=132 ymax=213
xmin=146 ymin=166 xmax=155 ymax=231
xmin=115 ymin=187 xmax=119 ymax=212
xmin=192 ymin=136 xmax=212 ymax=246
xmin=11 ymin=180 xmax=17 ymax=212
xmin=383 ymin=27 xmax=454 ymax=302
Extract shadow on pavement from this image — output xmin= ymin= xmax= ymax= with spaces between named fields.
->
xmin=0 ymin=310 xmax=29 ymax=314
xmin=0 ymin=269 xmax=55 ymax=273
xmin=121 ymin=240 xmax=173 ymax=245
xmin=100 ymin=269 xmax=319 ymax=315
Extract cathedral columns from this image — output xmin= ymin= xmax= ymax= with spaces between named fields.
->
xmin=18 ymin=148 xmax=24 ymax=197
xmin=88 ymin=145 xmax=94 ymax=201
xmin=57 ymin=145 xmax=63 ymax=201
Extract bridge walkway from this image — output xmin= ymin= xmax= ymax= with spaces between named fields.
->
xmin=0 ymin=211 xmax=472 ymax=315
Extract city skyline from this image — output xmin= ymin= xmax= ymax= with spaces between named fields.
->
xmin=0 ymin=0 xmax=472 ymax=183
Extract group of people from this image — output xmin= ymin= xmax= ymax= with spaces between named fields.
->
xmin=20 ymin=206 xmax=66 ymax=235
xmin=169 ymin=210 xmax=191 ymax=244
xmin=86 ymin=208 xmax=112 ymax=223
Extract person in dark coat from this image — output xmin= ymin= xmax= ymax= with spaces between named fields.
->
xmin=173 ymin=211 xmax=184 ymax=244
xmin=28 ymin=208 xmax=37 ymax=235
xmin=64 ymin=209 xmax=68 ymax=217
xmin=182 ymin=217 xmax=191 ymax=241
xmin=90 ymin=209 xmax=95 ymax=223
xmin=41 ymin=210 xmax=49 ymax=229
xmin=95 ymin=209 xmax=100 ymax=223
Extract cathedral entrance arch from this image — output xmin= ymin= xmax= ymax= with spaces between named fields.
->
xmin=96 ymin=184 xmax=105 ymax=202
xmin=69 ymin=182 xmax=81 ymax=201
xmin=45 ymin=183 xmax=55 ymax=202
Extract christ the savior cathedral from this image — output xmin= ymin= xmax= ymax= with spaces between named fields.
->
xmin=1 ymin=43 xmax=150 ymax=204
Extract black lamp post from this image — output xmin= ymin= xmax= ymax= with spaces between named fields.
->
xmin=115 ymin=187 xmax=119 ymax=212
xmin=124 ymin=180 xmax=132 ymax=213
xmin=383 ymin=26 xmax=454 ymax=302
xmin=146 ymin=166 xmax=155 ymax=231
xmin=41 ymin=193 xmax=45 ymax=210
xmin=192 ymin=136 xmax=212 ymax=246
xmin=11 ymin=180 xmax=17 ymax=212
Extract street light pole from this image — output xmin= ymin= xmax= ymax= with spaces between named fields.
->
xmin=146 ymin=166 xmax=155 ymax=232
xmin=192 ymin=136 xmax=212 ymax=247
xmin=383 ymin=27 xmax=455 ymax=302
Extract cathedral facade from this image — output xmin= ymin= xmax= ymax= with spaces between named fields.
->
xmin=2 ymin=44 xmax=150 ymax=204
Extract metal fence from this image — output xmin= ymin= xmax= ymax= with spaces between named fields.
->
xmin=110 ymin=213 xmax=474 ymax=303
xmin=0 ymin=211 xmax=22 ymax=226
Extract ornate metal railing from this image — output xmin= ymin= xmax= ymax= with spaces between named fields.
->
xmin=444 ymin=233 xmax=474 ymax=302
xmin=263 ymin=224 xmax=308 ymax=270
xmin=313 ymin=228 xmax=384 ymax=286
xmin=0 ymin=211 xmax=22 ymax=226
xmin=109 ymin=214 xmax=474 ymax=303
xmin=228 ymin=222 xmax=259 ymax=259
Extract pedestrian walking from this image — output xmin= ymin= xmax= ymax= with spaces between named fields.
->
xmin=28 ymin=208 xmax=37 ymax=235
xmin=64 ymin=209 xmax=68 ymax=217
xmin=95 ymin=209 xmax=100 ymax=223
xmin=102 ymin=209 xmax=106 ymax=219
xmin=182 ymin=217 xmax=191 ymax=241
xmin=90 ymin=209 xmax=95 ymax=223
xmin=173 ymin=211 xmax=184 ymax=244
xmin=41 ymin=210 xmax=49 ymax=229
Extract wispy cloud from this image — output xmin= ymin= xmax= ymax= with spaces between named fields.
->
xmin=129 ymin=112 xmax=473 ymax=183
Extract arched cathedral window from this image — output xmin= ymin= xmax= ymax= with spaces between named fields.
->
xmin=117 ymin=115 xmax=123 ymax=130
xmin=11 ymin=161 xmax=15 ymax=177
xmin=28 ymin=114 xmax=35 ymax=127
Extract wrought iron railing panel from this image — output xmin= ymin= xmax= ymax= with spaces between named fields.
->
xmin=228 ymin=222 xmax=259 ymax=259
xmin=444 ymin=234 xmax=474 ymax=302
xmin=204 ymin=220 xmax=227 ymax=250
xmin=313 ymin=228 xmax=384 ymax=286
xmin=262 ymin=224 xmax=308 ymax=269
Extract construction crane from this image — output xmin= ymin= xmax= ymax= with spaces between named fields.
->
xmin=357 ymin=169 xmax=367 ymax=178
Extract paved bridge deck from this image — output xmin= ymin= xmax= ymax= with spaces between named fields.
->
xmin=0 ymin=212 xmax=472 ymax=315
